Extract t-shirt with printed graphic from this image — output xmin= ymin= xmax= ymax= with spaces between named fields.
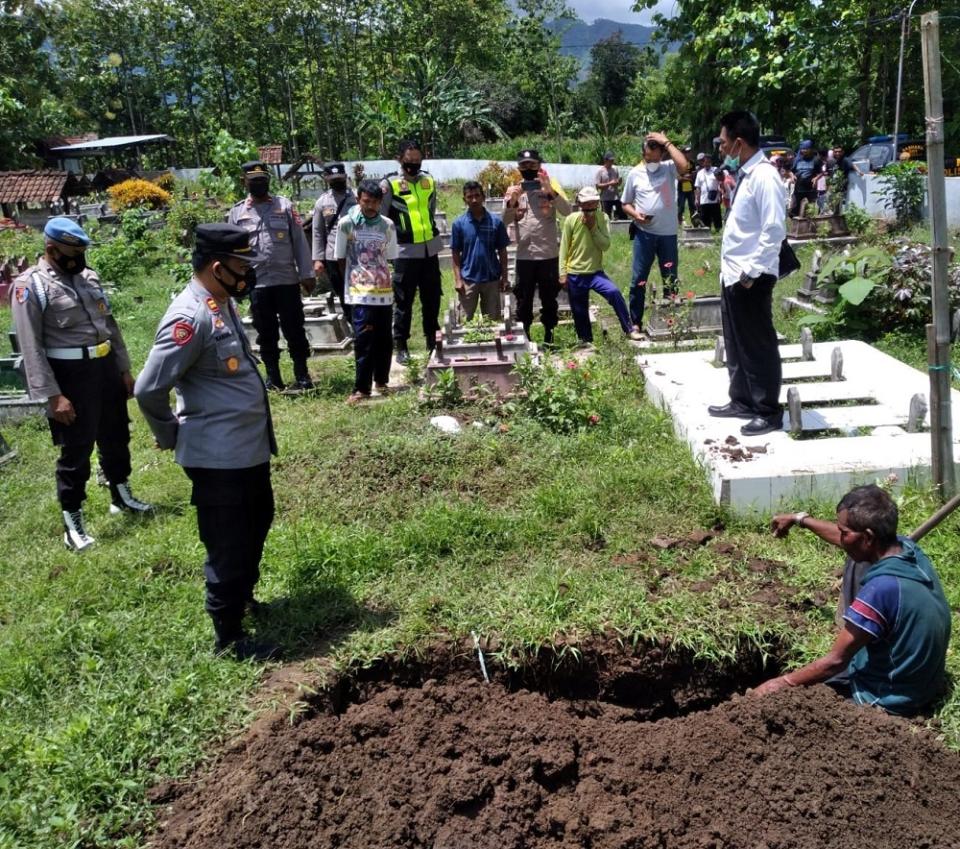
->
xmin=334 ymin=206 xmax=399 ymax=306
xmin=620 ymin=160 xmax=678 ymax=237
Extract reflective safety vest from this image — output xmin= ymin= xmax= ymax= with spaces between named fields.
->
xmin=386 ymin=173 xmax=439 ymax=244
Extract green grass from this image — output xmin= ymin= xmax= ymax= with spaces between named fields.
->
xmin=1 ymin=222 xmax=959 ymax=849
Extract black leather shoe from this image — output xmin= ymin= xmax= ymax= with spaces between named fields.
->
xmin=395 ymin=348 xmax=410 ymax=365
xmin=708 ymin=403 xmax=754 ymax=419
xmin=264 ymin=376 xmax=285 ymax=392
xmin=293 ymin=377 xmax=314 ymax=391
xmin=740 ymin=415 xmax=783 ymax=436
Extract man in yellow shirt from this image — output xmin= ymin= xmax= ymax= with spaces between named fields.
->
xmin=559 ymin=187 xmax=634 ymax=345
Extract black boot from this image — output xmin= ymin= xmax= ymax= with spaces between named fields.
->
xmin=211 ymin=612 xmax=281 ymax=662
xmin=543 ymin=327 xmax=555 ymax=346
xmin=262 ymin=356 xmax=285 ymax=392
xmin=292 ymin=359 xmax=314 ymax=391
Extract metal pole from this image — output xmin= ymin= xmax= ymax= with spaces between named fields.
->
xmin=921 ymin=11 xmax=955 ymax=498
xmin=892 ymin=0 xmax=919 ymax=163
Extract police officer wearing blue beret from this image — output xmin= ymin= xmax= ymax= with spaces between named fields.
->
xmin=10 ymin=217 xmax=152 ymax=551
xmin=227 ymin=161 xmax=315 ymax=391
xmin=135 ymin=224 xmax=279 ymax=661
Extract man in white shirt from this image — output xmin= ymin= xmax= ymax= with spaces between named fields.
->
xmin=709 ymin=110 xmax=786 ymax=437
xmin=693 ymin=154 xmax=723 ymax=231
xmin=620 ymin=132 xmax=690 ymax=334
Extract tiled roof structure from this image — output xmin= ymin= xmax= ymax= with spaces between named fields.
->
xmin=0 ymin=171 xmax=70 ymax=204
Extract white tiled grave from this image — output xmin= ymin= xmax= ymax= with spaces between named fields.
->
xmin=640 ymin=340 xmax=960 ymax=514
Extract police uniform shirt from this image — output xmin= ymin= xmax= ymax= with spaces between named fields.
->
xmin=227 ymin=195 xmax=313 ymax=287
xmin=134 ymin=279 xmax=276 ymax=469
xmin=312 ymin=187 xmax=357 ymax=262
xmin=10 ymin=257 xmax=132 ymax=400
xmin=378 ymin=171 xmax=444 ymax=260
xmin=501 ymin=181 xmax=571 ymax=262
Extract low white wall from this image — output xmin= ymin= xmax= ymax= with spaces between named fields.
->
xmin=846 ymin=172 xmax=960 ymax=227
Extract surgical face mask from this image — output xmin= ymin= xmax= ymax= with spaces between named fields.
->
xmin=646 ymin=161 xmax=662 ymax=174
xmin=248 ymin=178 xmax=270 ymax=197
xmin=401 ymin=161 xmax=421 ymax=176
xmin=52 ymin=249 xmax=86 ymax=274
xmin=215 ymin=262 xmax=256 ymax=300
xmin=519 ymin=167 xmax=539 ymax=180
xmin=723 ymin=139 xmax=741 ymax=171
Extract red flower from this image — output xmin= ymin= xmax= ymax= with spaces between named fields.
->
xmin=666 ymin=317 xmax=675 ymax=327
xmin=566 ymin=360 xmax=578 ymax=370
xmin=588 ymin=414 xmax=600 ymax=425
xmin=686 ymin=290 xmax=696 ymax=300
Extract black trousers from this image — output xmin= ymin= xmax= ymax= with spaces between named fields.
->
xmin=790 ymin=182 xmax=817 ymax=217
xmin=601 ymin=199 xmax=624 ymax=220
xmin=250 ymin=284 xmax=310 ymax=368
xmin=392 ymin=255 xmax=442 ymax=350
xmin=514 ymin=258 xmax=560 ymax=331
xmin=352 ymin=304 xmax=392 ymax=393
xmin=184 ymin=463 xmax=273 ymax=619
xmin=48 ymin=353 xmax=131 ymax=511
xmin=719 ymin=274 xmax=782 ymax=418
xmin=324 ymin=260 xmax=352 ymax=324
xmin=699 ymin=203 xmax=723 ymax=231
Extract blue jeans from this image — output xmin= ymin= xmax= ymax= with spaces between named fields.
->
xmin=629 ymin=230 xmax=679 ymax=328
xmin=566 ymin=271 xmax=632 ymax=343
xmin=352 ymin=304 xmax=393 ymax=393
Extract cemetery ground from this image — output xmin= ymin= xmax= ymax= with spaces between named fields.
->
xmin=1 ymin=206 xmax=960 ymax=848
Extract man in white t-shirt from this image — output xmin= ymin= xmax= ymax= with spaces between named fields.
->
xmin=694 ymin=154 xmax=723 ymax=231
xmin=620 ymin=132 xmax=690 ymax=332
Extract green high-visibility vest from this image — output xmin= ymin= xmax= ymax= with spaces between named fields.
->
xmin=387 ymin=173 xmax=438 ymax=244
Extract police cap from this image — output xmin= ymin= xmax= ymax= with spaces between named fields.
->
xmin=323 ymin=162 xmax=346 ymax=177
xmin=44 ymin=216 xmax=91 ymax=247
xmin=517 ymin=149 xmax=541 ymax=164
xmin=194 ymin=223 xmax=262 ymax=262
xmin=241 ymin=161 xmax=270 ymax=176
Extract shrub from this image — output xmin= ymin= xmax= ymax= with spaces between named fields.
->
xmin=507 ymin=354 xmax=608 ymax=434
xmin=476 ymin=161 xmax=519 ymax=198
xmin=877 ymin=160 xmax=926 ymax=229
xmin=151 ymin=172 xmax=176 ymax=192
xmin=107 ymin=178 xmax=172 ymax=211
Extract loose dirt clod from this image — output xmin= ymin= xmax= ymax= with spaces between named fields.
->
xmin=649 ymin=535 xmax=681 ymax=550
xmin=151 ymin=679 xmax=960 ymax=849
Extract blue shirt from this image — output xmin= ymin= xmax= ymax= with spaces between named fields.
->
xmin=450 ymin=209 xmax=509 ymax=283
xmin=843 ymin=538 xmax=951 ymax=715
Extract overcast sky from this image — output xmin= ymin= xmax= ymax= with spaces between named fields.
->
xmin=566 ymin=0 xmax=676 ymax=25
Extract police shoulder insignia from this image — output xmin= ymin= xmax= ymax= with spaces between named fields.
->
xmin=97 ymin=300 xmax=107 ymax=312
xmin=171 ymin=321 xmax=195 ymax=346
xmin=291 ymin=208 xmax=302 ymax=227
xmin=205 ymin=297 xmax=221 ymax=314
xmin=225 ymin=356 xmax=239 ymax=372
xmin=213 ymin=317 xmax=225 ymax=329
xmin=14 ymin=285 xmax=28 ymax=304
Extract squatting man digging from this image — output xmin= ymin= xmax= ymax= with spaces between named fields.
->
xmin=751 ymin=485 xmax=951 ymax=716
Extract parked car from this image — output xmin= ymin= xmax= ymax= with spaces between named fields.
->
xmin=849 ymin=135 xmax=926 ymax=172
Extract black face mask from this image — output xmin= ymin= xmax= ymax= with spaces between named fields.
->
xmin=248 ymin=178 xmax=270 ymax=198
xmin=52 ymin=249 xmax=86 ymax=275
xmin=519 ymin=168 xmax=539 ymax=180
xmin=401 ymin=162 xmax=421 ymax=176
xmin=329 ymin=179 xmax=347 ymax=191
xmin=215 ymin=262 xmax=256 ymax=300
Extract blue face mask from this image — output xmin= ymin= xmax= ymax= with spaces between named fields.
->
xmin=723 ymin=141 xmax=741 ymax=171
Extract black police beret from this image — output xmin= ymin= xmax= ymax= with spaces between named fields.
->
xmin=241 ymin=161 xmax=270 ymax=175
xmin=323 ymin=162 xmax=346 ymax=176
xmin=194 ymin=223 xmax=262 ymax=261
xmin=517 ymin=149 xmax=541 ymax=163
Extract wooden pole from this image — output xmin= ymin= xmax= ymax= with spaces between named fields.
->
xmin=920 ymin=11 xmax=955 ymax=498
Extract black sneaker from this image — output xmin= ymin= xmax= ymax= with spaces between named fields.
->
xmin=265 ymin=376 xmax=286 ymax=392
xmin=292 ymin=377 xmax=314 ymax=391
xmin=395 ymin=347 xmax=410 ymax=365
xmin=62 ymin=509 xmax=95 ymax=551
xmin=109 ymin=482 xmax=153 ymax=515
xmin=214 ymin=634 xmax=281 ymax=662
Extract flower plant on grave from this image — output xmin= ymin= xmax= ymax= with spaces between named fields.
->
xmin=462 ymin=311 xmax=496 ymax=344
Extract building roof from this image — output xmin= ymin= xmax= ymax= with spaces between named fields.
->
xmin=259 ymin=144 xmax=284 ymax=165
xmin=49 ymin=134 xmax=172 ymax=156
xmin=0 ymin=170 xmax=73 ymax=204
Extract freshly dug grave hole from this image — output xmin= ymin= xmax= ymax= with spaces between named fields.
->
xmin=150 ymin=644 xmax=960 ymax=849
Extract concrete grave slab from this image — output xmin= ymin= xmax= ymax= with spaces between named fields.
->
xmin=639 ymin=340 xmax=960 ymax=514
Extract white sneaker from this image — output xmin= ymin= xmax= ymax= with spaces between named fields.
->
xmin=63 ymin=509 xmax=96 ymax=551
xmin=109 ymin=482 xmax=154 ymax=515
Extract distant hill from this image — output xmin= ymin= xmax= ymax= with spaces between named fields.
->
xmin=549 ymin=17 xmax=658 ymax=69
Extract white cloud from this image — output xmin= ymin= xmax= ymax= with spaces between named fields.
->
xmin=566 ymin=0 xmax=676 ymax=25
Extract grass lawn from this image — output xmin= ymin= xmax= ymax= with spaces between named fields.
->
xmin=1 ymin=201 xmax=958 ymax=849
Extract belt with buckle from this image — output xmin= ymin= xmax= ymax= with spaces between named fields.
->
xmin=45 ymin=341 xmax=112 ymax=360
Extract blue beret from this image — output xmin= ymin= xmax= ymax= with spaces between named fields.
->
xmin=44 ymin=217 xmax=91 ymax=247
xmin=799 ymin=140 xmax=814 ymax=150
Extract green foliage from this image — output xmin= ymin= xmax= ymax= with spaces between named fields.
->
xmin=475 ymin=161 xmax=519 ymax=197
xmin=199 ymin=130 xmax=259 ymax=201
xmin=507 ymin=354 xmax=608 ymax=433
xmin=422 ymin=367 xmax=464 ymax=408
xmin=842 ymin=204 xmax=874 ymax=237
xmin=0 ymin=228 xmax=43 ymax=263
xmin=462 ymin=312 xmax=497 ymax=343
xmin=87 ymin=211 xmax=162 ymax=285
xmin=876 ymin=161 xmax=927 ymax=230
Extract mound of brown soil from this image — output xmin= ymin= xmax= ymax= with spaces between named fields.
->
xmin=152 ymin=679 xmax=960 ymax=849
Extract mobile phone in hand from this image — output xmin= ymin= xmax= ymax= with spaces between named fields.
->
xmin=521 ymin=180 xmax=540 ymax=192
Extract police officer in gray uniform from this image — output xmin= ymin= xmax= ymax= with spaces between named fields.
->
xmin=311 ymin=161 xmax=356 ymax=323
xmin=135 ymin=224 xmax=279 ymax=661
xmin=10 ymin=217 xmax=152 ymax=552
xmin=227 ymin=160 xmax=315 ymax=391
